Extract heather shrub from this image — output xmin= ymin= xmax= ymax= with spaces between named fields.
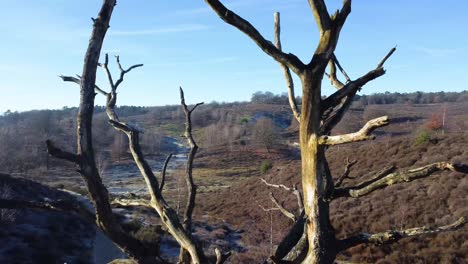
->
xmin=260 ymin=160 xmax=273 ymax=174
xmin=414 ymin=130 xmax=430 ymax=145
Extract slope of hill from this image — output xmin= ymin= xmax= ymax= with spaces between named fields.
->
xmin=0 ymin=96 xmax=466 ymax=263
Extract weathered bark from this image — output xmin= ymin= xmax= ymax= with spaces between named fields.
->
xmin=67 ymin=1 xmax=155 ymax=261
xmin=300 ymin=72 xmax=337 ymax=264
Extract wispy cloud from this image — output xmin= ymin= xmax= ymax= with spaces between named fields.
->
xmin=108 ymin=24 xmax=210 ymax=36
xmin=415 ymin=46 xmax=459 ymax=57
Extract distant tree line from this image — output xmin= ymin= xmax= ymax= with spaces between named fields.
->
xmin=250 ymin=90 xmax=468 ymax=105
xmin=355 ymin=91 xmax=468 ymax=105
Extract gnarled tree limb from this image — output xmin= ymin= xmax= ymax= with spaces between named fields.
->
xmin=333 ymin=162 xmax=468 ymax=199
xmin=338 ymin=216 xmax=467 ymax=251
xmin=204 ymin=0 xmax=305 ymax=74
xmin=319 ymin=116 xmax=389 ymax=145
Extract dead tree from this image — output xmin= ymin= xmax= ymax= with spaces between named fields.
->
xmin=204 ymin=0 xmax=468 ymax=263
xmin=0 ymin=1 xmax=229 ymax=263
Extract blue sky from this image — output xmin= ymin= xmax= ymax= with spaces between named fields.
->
xmin=0 ymin=0 xmax=467 ymax=113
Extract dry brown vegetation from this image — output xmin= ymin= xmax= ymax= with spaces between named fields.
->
xmin=1 ymin=99 xmax=467 ymax=263
xmin=192 ymin=133 xmax=467 ymax=263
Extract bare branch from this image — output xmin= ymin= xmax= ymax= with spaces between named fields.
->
xmin=261 ymin=178 xmax=295 ymax=192
xmin=99 ymin=67 xmax=203 ymax=262
xmin=335 ymin=158 xmax=357 ymax=187
xmin=377 ymin=46 xmax=397 ymax=69
xmin=179 ymin=87 xmax=202 ymax=263
xmin=326 ymin=58 xmax=345 ymax=89
xmin=190 ymin=102 xmax=204 ymax=113
xmin=269 ymin=192 xmax=296 ymax=222
xmin=333 ymin=162 xmax=468 ymax=199
xmin=274 ymin=12 xmax=300 ymax=122
xmin=261 ymin=178 xmax=303 ymax=214
xmin=322 ymin=47 xmax=396 ymax=111
xmin=99 ymin=53 xmax=115 ymax=89
xmin=111 ymin=198 xmax=152 ymax=209
xmin=258 ymin=204 xmax=280 ymax=212
xmin=204 ymin=0 xmax=305 ymax=74
xmin=114 ymin=55 xmax=143 ymax=90
xmin=339 ymin=217 xmax=467 ymax=250
xmin=59 ymin=75 xmax=108 ymax=96
xmin=332 ymin=54 xmax=351 ymax=83
xmin=319 ymin=116 xmax=389 ymax=145
xmin=308 ymin=0 xmax=351 ymax=71
xmin=46 ymin=140 xmax=79 ymax=164
xmin=307 ymin=0 xmax=332 ymax=32
xmin=159 ymin=153 xmax=173 ymax=192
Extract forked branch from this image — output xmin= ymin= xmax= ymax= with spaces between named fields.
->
xmin=269 ymin=192 xmax=297 ymax=222
xmin=179 ymin=87 xmax=202 ymax=232
xmin=178 ymin=87 xmax=203 ymax=263
xmin=335 ymin=158 xmax=357 ymax=187
xmin=322 ymin=47 xmax=396 ymax=111
xmin=333 ymin=162 xmax=468 ymax=199
xmin=261 ymin=178 xmax=304 ymax=215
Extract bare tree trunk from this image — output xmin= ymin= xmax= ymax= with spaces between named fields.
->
xmin=299 ymin=73 xmax=336 ymax=263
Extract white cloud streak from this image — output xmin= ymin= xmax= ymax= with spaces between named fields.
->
xmin=416 ymin=47 xmax=459 ymax=57
xmin=108 ymin=24 xmax=210 ymax=36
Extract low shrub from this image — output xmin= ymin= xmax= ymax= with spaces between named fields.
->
xmin=414 ymin=130 xmax=430 ymax=145
xmin=259 ymin=160 xmax=273 ymax=174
